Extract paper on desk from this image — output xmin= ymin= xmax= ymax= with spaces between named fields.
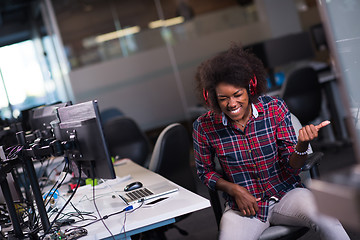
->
xmin=76 ymin=175 xmax=131 ymax=192
xmin=97 ymin=175 xmax=132 ymax=188
xmin=69 ymin=175 xmax=131 ymax=207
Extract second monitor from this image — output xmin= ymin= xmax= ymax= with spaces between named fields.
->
xmin=56 ymin=100 xmax=115 ymax=180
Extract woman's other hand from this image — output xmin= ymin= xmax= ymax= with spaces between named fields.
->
xmin=230 ymin=183 xmax=260 ymax=216
xmin=216 ymin=178 xmax=260 ymax=216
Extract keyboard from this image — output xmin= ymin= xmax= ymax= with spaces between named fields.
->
xmin=125 ymin=188 xmax=154 ymax=201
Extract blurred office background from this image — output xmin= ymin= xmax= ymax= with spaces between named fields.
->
xmin=0 ymin=0 xmax=333 ymax=131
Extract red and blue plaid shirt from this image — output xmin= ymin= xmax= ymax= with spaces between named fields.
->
xmin=192 ymin=96 xmax=303 ymax=222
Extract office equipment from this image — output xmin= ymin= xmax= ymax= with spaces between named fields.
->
xmin=0 ymin=123 xmax=20 ymax=148
xmin=207 ymin=113 xmax=323 ymax=239
xmin=62 ymin=159 xmax=210 ymax=240
xmin=29 ymin=101 xmax=72 ymax=138
xmin=1 ymin=100 xmax=119 ymax=238
xmin=0 ymin=173 xmax=21 ymax=204
xmin=119 ymin=180 xmax=178 ymax=205
xmin=19 ymin=104 xmax=45 ymax=132
xmin=56 ymin=100 xmax=116 ymax=179
xmin=262 ymin=32 xmax=315 ymax=69
xmin=245 ymin=32 xmax=315 ymax=89
xmin=103 ymin=116 xmax=151 ymax=167
xmin=124 ymin=181 xmax=143 ymax=191
xmin=310 ymin=23 xmax=328 ymax=51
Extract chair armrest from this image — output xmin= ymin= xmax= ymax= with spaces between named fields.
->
xmin=302 ymin=152 xmax=323 ymax=171
xmin=302 ymin=152 xmax=324 ymax=179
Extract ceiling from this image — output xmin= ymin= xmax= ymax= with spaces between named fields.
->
xmin=0 ymin=0 xmax=254 ymax=49
xmin=0 ymin=0 xmax=41 ymax=47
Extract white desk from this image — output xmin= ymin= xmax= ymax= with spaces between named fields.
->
xmin=60 ymin=159 xmax=210 ymax=239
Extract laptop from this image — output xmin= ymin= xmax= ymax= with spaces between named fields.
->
xmin=119 ymin=181 xmax=179 ymax=205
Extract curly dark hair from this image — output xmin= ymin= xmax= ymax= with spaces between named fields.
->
xmin=195 ymin=43 xmax=268 ymax=113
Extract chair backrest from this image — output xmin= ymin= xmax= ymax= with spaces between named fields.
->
xmin=103 ymin=116 xmax=150 ymax=167
xmin=290 ymin=113 xmax=313 ymax=154
xmin=282 ymin=67 xmax=322 ymax=125
xmin=100 ymin=107 xmax=124 ymax=125
xmin=290 ymin=113 xmax=314 ymax=183
xmin=149 ymin=123 xmax=197 ymax=193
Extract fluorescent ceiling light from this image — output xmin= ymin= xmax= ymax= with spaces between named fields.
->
xmin=95 ymin=26 xmax=141 ymax=43
xmin=148 ymin=16 xmax=185 ymax=29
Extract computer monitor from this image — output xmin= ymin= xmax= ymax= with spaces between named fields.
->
xmin=310 ymin=23 xmax=328 ymax=51
xmin=56 ymin=100 xmax=116 ymax=179
xmin=29 ymin=102 xmax=72 ymax=136
xmin=244 ymin=31 xmax=315 ymax=88
xmin=263 ymin=31 xmax=315 ymax=68
xmin=19 ymin=104 xmax=46 ymax=132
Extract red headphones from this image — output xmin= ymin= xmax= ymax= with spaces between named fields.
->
xmin=203 ymin=75 xmax=257 ymax=105
xmin=249 ymin=75 xmax=257 ymax=96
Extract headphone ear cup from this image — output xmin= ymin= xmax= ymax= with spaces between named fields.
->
xmin=203 ymin=89 xmax=209 ymax=105
xmin=249 ymin=75 xmax=257 ymax=96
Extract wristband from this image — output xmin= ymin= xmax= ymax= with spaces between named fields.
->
xmin=294 ymin=146 xmax=310 ymax=156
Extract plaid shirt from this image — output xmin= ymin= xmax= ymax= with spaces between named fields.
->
xmin=192 ymin=96 xmax=303 ymax=222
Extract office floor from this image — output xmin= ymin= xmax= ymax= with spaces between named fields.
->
xmin=162 ymin=143 xmax=360 ymax=240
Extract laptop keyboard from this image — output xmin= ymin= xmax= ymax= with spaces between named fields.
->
xmin=125 ymin=188 xmax=154 ymax=201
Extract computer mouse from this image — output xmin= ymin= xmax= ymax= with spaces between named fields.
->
xmin=124 ymin=181 xmax=143 ymax=191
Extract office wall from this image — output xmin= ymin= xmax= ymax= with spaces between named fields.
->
xmin=69 ymin=22 xmax=272 ymax=130
xmin=258 ymin=0 xmax=302 ymax=38
xmin=67 ymin=0 xmax=302 ymax=131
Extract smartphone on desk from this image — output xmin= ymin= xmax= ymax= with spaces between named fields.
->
xmin=143 ymin=197 xmax=169 ymax=208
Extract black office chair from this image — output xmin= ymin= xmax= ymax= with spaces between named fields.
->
xmin=281 ymin=66 xmax=344 ymax=149
xmin=282 ymin=67 xmax=322 ymax=125
xmin=147 ymin=123 xmax=197 ymax=239
xmin=149 ymin=123 xmax=196 ymax=193
xmin=100 ymin=107 xmax=124 ymax=125
xmin=208 ymin=113 xmax=323 ymax=240
xmin=103 ymin=116 xmax=151 ymax=167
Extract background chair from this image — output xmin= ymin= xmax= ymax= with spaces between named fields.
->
xmin=100 ymin=107 xmax=124 ymax=125
xmin=147 ymin=123 xmax=197 ymax=238
xmin=148 ymin=123 xmax=196 ymax=193
xmin=103 ymin=116 xmax=151 ymax=167
xmin=208 ymin=113 xmax=323 ymax=240
xmin=281 ymin=66 xmax=343 ymax=149
xmin=282 ymin=67 xmax=322 ymax=125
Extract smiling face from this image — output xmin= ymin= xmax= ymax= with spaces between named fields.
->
xmin=215 ymin=82 xmax=250 ymax=122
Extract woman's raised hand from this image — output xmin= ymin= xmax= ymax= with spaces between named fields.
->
xmin=298 ymin=120 xmax=330 ymax=143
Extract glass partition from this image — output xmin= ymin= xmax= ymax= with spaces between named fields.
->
xmin=50 ymin=0 xmax=258 ymax=69
xmin=317 ymin=0 xmax=360 ymax=162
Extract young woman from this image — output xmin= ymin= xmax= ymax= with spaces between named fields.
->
xmin=192 ymin=43 xmax=349 ymax=239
